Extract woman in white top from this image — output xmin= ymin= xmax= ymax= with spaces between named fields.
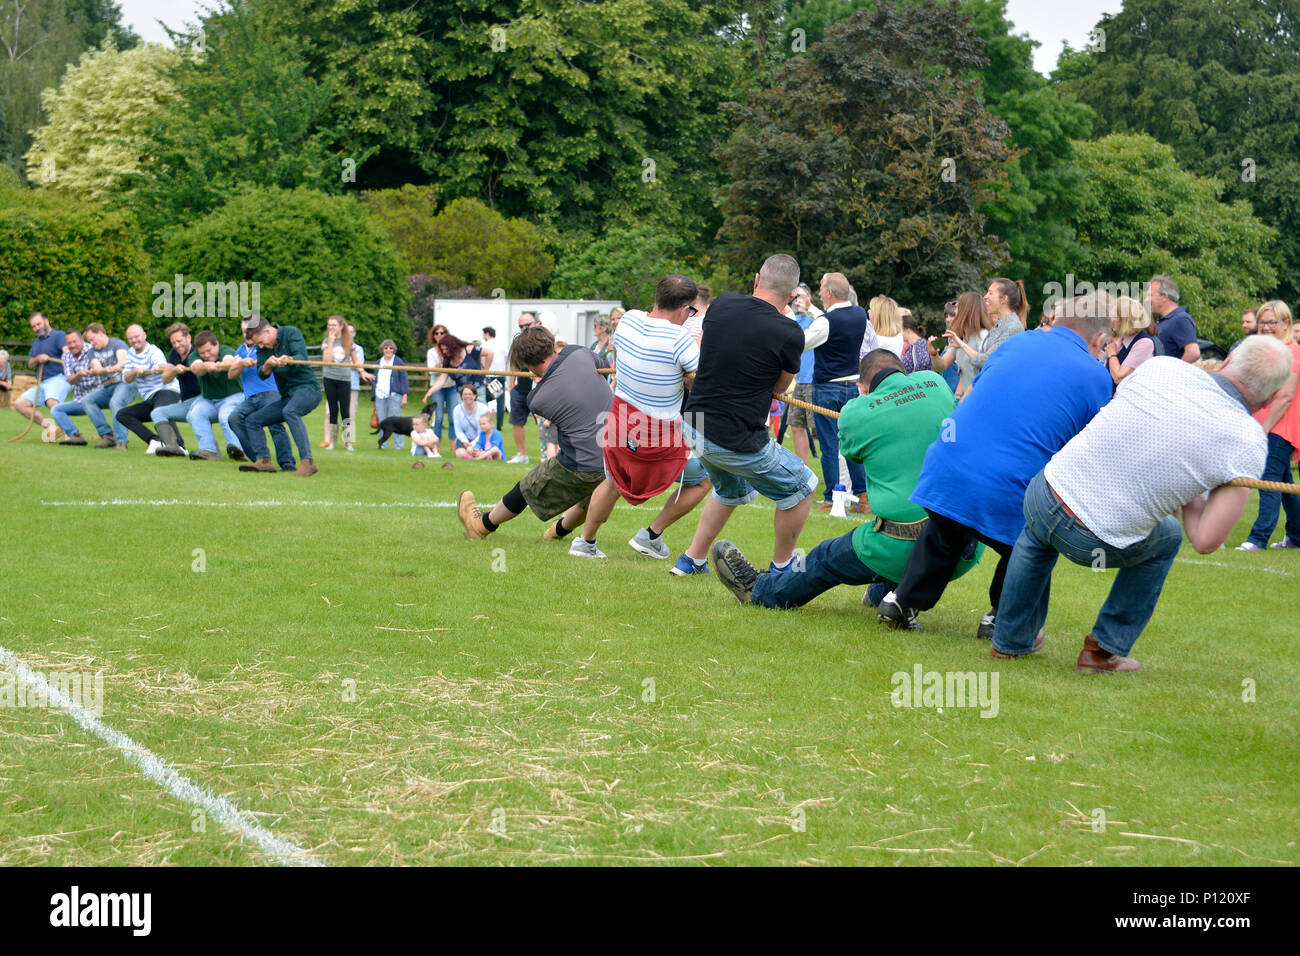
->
xmin=452 ymin=384 xmax=483 ymax=451
xmin=869 ymin=295 xmax=905 ymax=357
xmin=319 ymin=316 xmax=353 ymax=449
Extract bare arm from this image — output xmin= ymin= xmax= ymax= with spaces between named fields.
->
xmin=1181 ymin=341 xmax=1201 ymax=363
xmin=1261 ymin=372 xmax=1297 ymax=434
xmin=1181 ymin=485 xmax=1251 ymax=554
xmin=774 ymin=369 xmax=796 ymax=397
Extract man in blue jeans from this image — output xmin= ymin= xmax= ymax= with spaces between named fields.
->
xmin=993 ymin=338 xmax=1290 ymax=673
xmin=803 ymin=272 xmax=870 ymax=514
xmin=75 ymin=324 xmax=132 ymax=448
xmin=231 ymin=317 xmax=315 ymax=474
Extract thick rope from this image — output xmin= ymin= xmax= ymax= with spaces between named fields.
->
xmin=284 ymin=358 xmax=616 ymax=379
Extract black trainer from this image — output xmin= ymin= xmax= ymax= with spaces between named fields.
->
xmin=877 ymin=591 xmax=922 ymax=631
xmin=977 ymin=610 xmax=996 ymax=640
xmin=712 ymin=539 xmax=759 ymax=605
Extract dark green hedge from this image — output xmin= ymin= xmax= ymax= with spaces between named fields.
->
xmin=155 ymin=186 xmax=412 ymax=350
xmin=0 ymin=188 xmax=150 ymax=340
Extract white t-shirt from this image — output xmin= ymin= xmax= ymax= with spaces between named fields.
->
xmin=1046 ymin=357 xmax=1267 ymax=548
xmin=876 ymin=333 xmax=904 ymax=358
xmin=485 ymin=338 xmax=507 ymax=373
xmin=375 ymin=356 xmax=395 ymax=399
xmin=610 ymin=309 xmax=700 ymax=420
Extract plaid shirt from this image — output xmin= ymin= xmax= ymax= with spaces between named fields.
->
xmin=63 ymin=346 xmax=98 ymax=401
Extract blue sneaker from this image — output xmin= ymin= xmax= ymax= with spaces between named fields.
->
xmin=767 ymin=553 xmax=805 ymax=575
xmin=669 ymin=553 xmax=710 ymax=576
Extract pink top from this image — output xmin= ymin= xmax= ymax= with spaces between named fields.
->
xmin=1253 ymin=342 xmax=1300 ymax=457
xmin=1118 ymin=334 xmax=1155 ymax=369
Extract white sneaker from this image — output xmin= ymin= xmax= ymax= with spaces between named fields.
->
xmin=145 ymin=439 xmax=161 ymax=455
xmin=431 ymin=448 xmax=441 ymax=458
xmin=507 ymin=453 xmax=530 ymax=464
xmin=569 ymin=537 xmax=606 ymax=559
xmin=41 ymin=420 xmax=58 ymax=443
xmin=1235 ymin=541 xmax=1263 ymax=551
xmin=628 ymin=527 xmax=670 ymax=559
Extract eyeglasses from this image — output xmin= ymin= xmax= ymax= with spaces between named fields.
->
xmin=1258 ymin=320 xmax=1279 ymax=327
xmin=944 ymin=301 xmax=958 ymax=311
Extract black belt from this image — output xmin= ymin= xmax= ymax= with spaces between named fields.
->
xmin=874 ymin=516 xmax=929 ymax=541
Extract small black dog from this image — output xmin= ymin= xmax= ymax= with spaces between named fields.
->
xmin=372 ymin=416 xmax=414 ymax=448
xmin=371 ymin=403 xmax=435 ymax=449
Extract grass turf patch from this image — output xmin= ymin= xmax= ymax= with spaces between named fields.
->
xmin=1 ymin=406 xmax=1296 ymax=865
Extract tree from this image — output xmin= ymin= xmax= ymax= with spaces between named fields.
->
xmin=1071 ymin=134 xmax=1276 ymax=346
xmin=548 ymin=224 xmax=690 ymax=308
xmin=1058 ymin=0 xmax=1300 ymax=301
xmin=127 ymin=1 xmax=351 ymax=248
xmin=0 ymin=186 xmax=149 ymax=340
xmin=155 ymin=186 xmax=412 ymax=349
xmin=256 ymin=0 xmax=751 ymax=245
xmin=716 ymin=1 xmax=1014 ymax=310
xmin=0 ymin=0 xmax=136 ymax=167
xmin=24 ymin=41 xmax=182 ymax=201
xmin=362 ymin=189 xmax=554 ymax=295
xmin=781 ymin=0 xmax=1094 ymax=286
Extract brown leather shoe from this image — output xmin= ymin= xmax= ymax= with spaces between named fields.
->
xmin=191 ymin=450 xmax=222 ymax=461
xmin=857 ymin=493 xmax=870 ymax=515
xmin=94 ymin=436 xmax=116 ymax=449
xmin=58 ymin=435 xmax=87 ymax=445
xmin=458 ymin=491 xmax=489 ymax=540
xmin=295 ymin=458 xmax=318 ymax=476
xmin=1077 ymin=635 xmax=1140 ymax=673
xmin=239 ymin=457 xmax=278 ymax=473
xmin=991 ymin=629 xmax=1045 ymax=658
xmin=817 ymin=501 xmax=834 ymax=513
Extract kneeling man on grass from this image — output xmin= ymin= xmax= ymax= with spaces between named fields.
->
xmin=992 ymin=336 xmax=1291 ymax=673
xmin=458 ymin=326 xmax=613 ymax=540
xmin=713 ymin=349 xmax=983 ymax=607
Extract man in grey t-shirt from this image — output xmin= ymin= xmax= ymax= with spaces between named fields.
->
xmin=457 ymin=327 xmax=613 ymax=540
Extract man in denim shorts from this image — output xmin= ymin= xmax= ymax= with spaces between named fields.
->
xmin=673 ymin=254 xmax=819 ymax=576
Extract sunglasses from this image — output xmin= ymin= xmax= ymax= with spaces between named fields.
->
xmin=688 ymin=306 xmax=698 ymax=317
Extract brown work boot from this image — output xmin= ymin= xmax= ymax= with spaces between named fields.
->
xmin=94 ymin=436 xmax=116 ymax=449
xmin=458 ymin=491 xmax=489 ymax=540
xmin=857 ymin=493 xmax=871 ymax=515
xmin=239 ymin=457 xmax=278 ymax=473
xmin=1076 ymin=635 xmax=1140 ymax=674
xmin=191 ymin=450 xmax=222 ymax=461
xmin=295 ymin=458 xmax=318 ymax=476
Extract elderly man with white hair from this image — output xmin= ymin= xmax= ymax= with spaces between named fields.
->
xmin=991 ymin=334 xmax=1292 ymax=672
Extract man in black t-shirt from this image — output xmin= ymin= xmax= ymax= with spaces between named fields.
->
xmin=673 ymin=253 xmax=818 ymax=577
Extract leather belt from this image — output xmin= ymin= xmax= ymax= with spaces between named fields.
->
xmin=1048 ymin=481 xmax=1088 ymax=529
xmin=874 ymin=516 xmax=929 ymax=541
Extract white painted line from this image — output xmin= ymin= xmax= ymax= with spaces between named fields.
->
xmin=1177 ymin=557 xmax=1292 ymax=576
xmin=0 ymin=645 xmax=323 ymax=867
xmin=42 ymin=499 xmax=456 ymax=508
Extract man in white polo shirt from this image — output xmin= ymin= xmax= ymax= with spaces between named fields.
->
xmin=991 ymin=336 xmax=1291 ymax=673
xmin=548 ymin=275 xmax=701 ymax=559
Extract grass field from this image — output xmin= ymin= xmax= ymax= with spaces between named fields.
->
xmin=1 ymin=402 xmax=1297 ymax=867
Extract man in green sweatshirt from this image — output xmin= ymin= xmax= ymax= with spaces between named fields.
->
xmin=235 ymin=314 xmax=322 ymax=476
xmin=711 ymin=349 xmax=983 ymax=611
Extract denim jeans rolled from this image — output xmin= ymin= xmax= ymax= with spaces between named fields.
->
xmin=429 ymin=385 xmax=457 ymax=440
xmin=240 ymin=388 xmax=321 ymax=461
xmin=1246 ymin=432 xmax=1300 ymax=546
xmin=188 ymin=393 xmax=246 ymax=454
xmin=751 ymin=529 xmax=891 ymax=609
xmin=83 ymin=382 xmax=136 ymax=442
xmin=51 ymin=400 xmax=89 ymax=437
xmin=811 ymin=382 xmax=866 ymax=501
xmin=993 ymin=470 xmax=1184 ymax=658
xmin=230 ymin=391 xmax=295 ymax=467
xmin=374 ymin=394 xmax=404 ymax=448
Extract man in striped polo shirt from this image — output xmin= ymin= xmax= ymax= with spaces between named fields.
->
xmin=116 ymin=324 xmax=181 ymax=451
xmin=549 ymin=275 xmax=701 ymax=559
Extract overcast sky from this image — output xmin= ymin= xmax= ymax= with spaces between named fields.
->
xmin=120 ymin=0 xmax=1125 ymax=77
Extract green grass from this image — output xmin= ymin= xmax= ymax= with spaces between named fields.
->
xmin=1 ymin=403 xmax=1296 ymax=866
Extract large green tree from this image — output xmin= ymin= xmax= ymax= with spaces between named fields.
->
xmin=254 ymin=0 xmax=750 ymax=244
xmin=781 ymin=0 xmax=1093 ymax=287
xmin=0 ymin=0 xmax=136 ymax=168
xmin=1058 ymin=0 xmax=1300 ymax=301
xmin=1071 ymin=134 xmax=1276 ymax=346
xmin=716 ymin=0 xmax=1014 ymax=310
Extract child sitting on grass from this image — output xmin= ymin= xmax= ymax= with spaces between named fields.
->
xmin=410 ymin=415 xmax=441 ymax=458
xmin=460 ymin=412 xmax=504 ymax=460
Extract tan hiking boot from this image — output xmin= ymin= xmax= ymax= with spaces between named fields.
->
xmin=94 ymin=436 xmax=116 ymax=449
xmin=1076 ymin=635 xmax=1140 ymax=674
xmin=239 ymin=457 xmax=278 ymax=473
xmin=295 ymin=458 xmax=318 ymax=476
xmin=458 ymin=491 xmax=489 ymax=540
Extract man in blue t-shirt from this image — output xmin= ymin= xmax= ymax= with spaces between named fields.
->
xmin=1150 ymin=274 xmax=1199 ymax=363
xmin=13 ymin=312 xmax=69 ymax=439
xmin=877 ymin=294 xmax=1115 ymax=639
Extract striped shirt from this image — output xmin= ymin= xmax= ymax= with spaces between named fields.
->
xmin=610 ymin=310 xmax=700 ymax=420
xmin=124 ymin=343 xmax=175 ymax=400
